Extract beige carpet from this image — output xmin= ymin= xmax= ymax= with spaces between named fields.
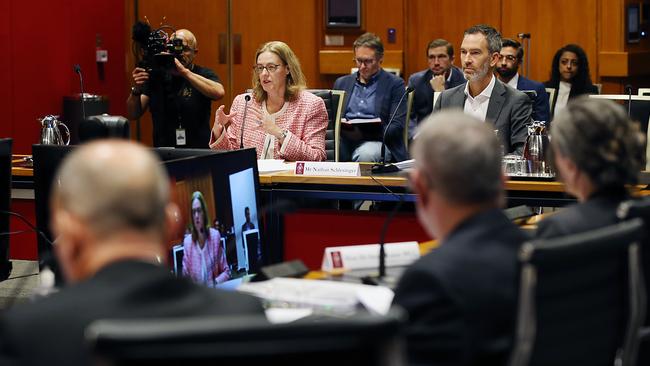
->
xmin=0 ymin=260 xmax=40 ymax=310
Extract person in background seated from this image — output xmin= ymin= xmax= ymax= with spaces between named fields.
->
xmin=210 ymin=41 xmax=328 ymax=161
xmin=544 ymin=44 xmax=599 ymax=118
xmin=334 ymin=32 xmax=408 ymax=162
xmin=433 ymin=24 xmax=531 ymax=154
xmin=408 ymin=39 xmax=466 ymax=139
xmin=182 ymin=191 xmax=230 ymax=286
xmin=392 ymin=110 xmax=528 ymax=366
xmin=241 ymin=207 xmax=255 ymax=232
xmin=495 ymin=38 xmax=550 ymax=123
xmin=0 ymin=141 xmax=264 ymax=366
xmin=535 ymin=97 xmax=644 ymax=239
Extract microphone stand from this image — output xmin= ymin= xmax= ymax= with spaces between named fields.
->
xmin=626 ymin=84 xmax=633 ymax=117
xmin=361 ymin=198 xmax=404 ymax=287
xmin=371 ymin=87 xmax=414 ymax=174
xmin=240 ymin=94 xmax=252 ymax=149
xmin=73 ymin=64 xmax=87 ymax=121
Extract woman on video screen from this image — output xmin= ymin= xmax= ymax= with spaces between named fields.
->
xmin=182 ymin=191 xmax=230 ymax=286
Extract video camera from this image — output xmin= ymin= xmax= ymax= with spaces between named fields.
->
xmin=131 ymin=21 xmax=183 ymax=73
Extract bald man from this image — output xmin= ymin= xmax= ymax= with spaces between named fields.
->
xmin=0 ymin=141 xmax=263 ymax=365
xmin=128 ymin=28 xmax=225 ymax=148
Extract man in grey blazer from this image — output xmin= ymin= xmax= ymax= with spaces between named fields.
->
xmin=433 ymin=24 xmax=531 ymax=154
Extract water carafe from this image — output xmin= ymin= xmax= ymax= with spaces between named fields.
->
xmin=523 ymin=121 xmax=552 ymax=176
xmin=39 ymin=115 xmax=70 ymax=145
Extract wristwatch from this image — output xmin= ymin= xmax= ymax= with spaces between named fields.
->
xmin=280 ymin=130 xmax=289 ymax=140
xmin=131 ymin=86 xmax=142 ymax=96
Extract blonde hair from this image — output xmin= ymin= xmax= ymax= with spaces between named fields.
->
xmin=251 ymin=41 xmax=306 ymax=103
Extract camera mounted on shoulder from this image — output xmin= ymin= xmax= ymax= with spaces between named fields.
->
xmin=131 ymin=18 xmax=184 ymax=74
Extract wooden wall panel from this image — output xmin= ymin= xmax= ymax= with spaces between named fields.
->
xmin=501 ymin=0 xmax=599 ymax=85
xmin=405 ymin=0 xmax=501 ymax=80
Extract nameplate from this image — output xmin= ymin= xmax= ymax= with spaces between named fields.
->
xmin=294 ymin=161 xmax=360 ymax=177
xmin=321 ymin=242 xmax=420 ymax=272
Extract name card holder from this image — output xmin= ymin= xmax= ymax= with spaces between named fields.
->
xmin=321 ymin=241 xmax=420 ymax=272
xmin=295 ymin=161 xmax=360 ymax=177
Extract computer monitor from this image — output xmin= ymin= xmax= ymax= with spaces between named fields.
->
xmin=32 ymin=145 xmax=218 ymax=270
xmin=164 ymin=148 xmax=264 ymax=288
xmin=0 ymin=138 xmax=12 ymax=277
xmin=32 ymin=144 xmax=76 ymax=266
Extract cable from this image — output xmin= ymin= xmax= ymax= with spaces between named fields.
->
xmin=0 ymin=210 xmax=55 ymax=248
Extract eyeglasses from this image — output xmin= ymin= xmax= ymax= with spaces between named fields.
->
xmin=253 ymin=64 xmax=282 ymax=74
xmin=353 ymin=58 xmax=377 ymax=66
xmin=498 ymin=55 xmax=518 ymax=62
xmin=191 ymin=208 xmax=202 ymax=214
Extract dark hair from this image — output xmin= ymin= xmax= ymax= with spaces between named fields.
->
xmin=551 ymin=97 xmax=645 ymax=191
xmin=353 ymin=32 xmax=384 ymax=59
xmin=426 ymin=39 xmax=454 ymax=58
xmin=464 ymin=24 xmax=502 ymax=54
xmin=501 ymin=38 xmax=523 ymax=61
xmin=547 ymin=44 xmax=595 ymax=95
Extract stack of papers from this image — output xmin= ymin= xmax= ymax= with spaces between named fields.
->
xmin=238 ymin=277 xmax=394 ymax=317
xmin=341 ymin=117 xmax=382 ymax=125
xmin=395 ymin=159 xmax=415 ymax=170
xmin=257 ymin=159 xmax=295 ymax=173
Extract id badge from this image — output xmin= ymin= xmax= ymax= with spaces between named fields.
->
xmin=176 ymin=128 xmax=186 ymax=146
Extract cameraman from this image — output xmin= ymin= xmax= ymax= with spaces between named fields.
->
xmin=127 ymin=29 xmax=225 ymax=148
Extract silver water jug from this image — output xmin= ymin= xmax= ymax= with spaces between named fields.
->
xmin=523 ymin=121 xmax=553 ymax=176
xmin=39 ymin=115 xmax=70 ymax=145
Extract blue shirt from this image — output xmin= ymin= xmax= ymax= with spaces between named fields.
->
xmin=344 ymin=72 xmax=380 ymax=120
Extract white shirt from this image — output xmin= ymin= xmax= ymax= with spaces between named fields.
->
xmin=554 ymin=81 xmax=572 ymax=116
xmin=506 ymin=73 xmax=520 ymax=89
xmin=260 ymin=101 xmax=288 ymax=159
xmin=463 ymin=74 xmax=496 ymax=122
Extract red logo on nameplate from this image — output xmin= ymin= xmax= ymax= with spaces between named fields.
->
xmin=331 ymin=251 xmax=343 ymax=268
xmin=295 ymin=162 xmax=305 ymax=175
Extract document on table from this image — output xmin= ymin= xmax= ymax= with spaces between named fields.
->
xmin=257 ymin=159 xmax=295 ymax=173
xmin=340 ymin=117 xmax=382 ymax=125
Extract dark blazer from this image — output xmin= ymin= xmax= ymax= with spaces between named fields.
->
xmin=535 ymin=189 xmax=628 ymax=239
xmin=516 ymin=75 xmax=551 ymax=123
xmin=433 ymin=78 xmax=532 ymax=153
xmin=543 ymin=80 xmax=599 ymax=119
xmin=393 ymin=208 xmax=528 ymax=366
xmin=0 ymin=260 xmax=264 ymax=366
xmin=334 ymin=69 xmax=408 ymax=162
xmin=408 ymin=66 xmax=466 ymax=129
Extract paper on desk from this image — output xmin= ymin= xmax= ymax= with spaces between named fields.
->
xmin=265 ymin=308 xmax=313 ymax=324
xmin=341 ymin=117 xmax=382 ymax=125
xmin=238 ymin=277 xmax=395 ymax=315
xmin=257 ymin=159 xmax=295 ymax=173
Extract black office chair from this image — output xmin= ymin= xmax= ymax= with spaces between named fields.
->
xmin=79 ymin=114 xmax=130 ymax=143
xmin=308 ymin=89 xmax=344 ymax=162
xmin=0 ymin=138 xmax=12 ymax=280
xmin=86 ymin=310 xmax=406 ymax=366
xmin=618 ymin=197 xmax=650 ymax=365
xmin=509 ymin=218 xmax=646 ymax=366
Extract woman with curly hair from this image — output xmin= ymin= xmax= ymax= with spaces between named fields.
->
xmin=544 ymin=44 xmax=599 ymax=118
xmin=182 ymin=191 xmax=230 ymax=286
xmin=535 ymin=97 xmax=645 ymax=239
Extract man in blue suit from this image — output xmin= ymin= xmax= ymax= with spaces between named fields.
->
xmin=334 ymin=33 xmax=408 ymax=162
xmin=408 ymin=39 xmax=466 ymax=139
xmin=496 ymin=38 xmax=550 ymax=123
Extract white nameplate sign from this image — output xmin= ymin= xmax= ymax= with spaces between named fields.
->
xmin=321 ymin=241 xmax=420 ymax=272
xmin=294 ymin=161 xmax=360 ymax=177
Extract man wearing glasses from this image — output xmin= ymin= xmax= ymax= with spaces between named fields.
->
xmin=127 ymin=29 xmax=225 ymax=148
xmin=495 ymin=38 xmax=550 ymax=123
xmin=408 ymin=39 xmax=466 ymax=139
xmin=433 ymin=25 xmax=531 ymax=154
xmin=333 ymin=32 xmax=408 ymax=162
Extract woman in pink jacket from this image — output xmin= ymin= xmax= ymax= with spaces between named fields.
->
xmin=182 ymin=191 xmax=230 ymax=286
xmin=210 ymin=41 xmax=328 ymax=161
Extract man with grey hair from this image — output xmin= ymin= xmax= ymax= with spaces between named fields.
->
xmin=392 ymin=111 xmax=527 ymax=366
xmin=433 ymin=24 xmax=531 ymax=154
xmin=0 ymin=140 xmax=263 ymax=365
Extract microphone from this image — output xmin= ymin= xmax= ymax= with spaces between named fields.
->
xmin=626 ymin=84 xmax=633 ymax=117
xmin=73 ymin=64 xmax=87 ymax=121
xmin=240 ymin=94 xmax=252 ymax=149
xmin=372 ymin=87 xmax=414 ymax=174
xmin=517 ymin=33 xmax=531 ymax=39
